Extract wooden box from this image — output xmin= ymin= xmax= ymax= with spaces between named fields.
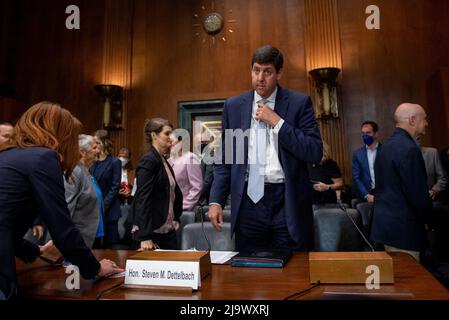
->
xmin=309 ymin=252 xmax=394 ymax=284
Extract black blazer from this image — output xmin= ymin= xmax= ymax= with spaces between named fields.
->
xmin=0 ymin=147 xmax=100 ymax=297
xmin=130 ymin=147 xmax=183 ymax=241
xmin=370 ymin=128 xmax=433 ymax=251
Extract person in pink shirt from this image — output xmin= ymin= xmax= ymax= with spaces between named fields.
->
xmin=169 ymin=135 xmax=203 ymax=211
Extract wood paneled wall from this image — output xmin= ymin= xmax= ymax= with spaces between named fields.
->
xmin=2 ymin=0 xmax=449 ymax=182
xmin=100 ymin=0 xmax=134 ymax=153
xmin=338 ymin=0 xmax=449 ymax=158
xmin=129 ymin=0 xmax=308 ymax=156
xmin=0 ymin=0 xmax=106 ymax=131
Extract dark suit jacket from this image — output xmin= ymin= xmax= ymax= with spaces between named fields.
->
xmin=209 ymin=85 xmax=323 ymax=249
xmin=130 ymin=147 xmax=183 ymax=241
xmin=0 ymin=147 xmax=100 ymax=297
xmin=371 ymin=128 xmax=433 ymax=251
xmin=352 ymin=143 xmax=382 ymax=199
xmin=90 ymin=154 xmax=122 ymax=222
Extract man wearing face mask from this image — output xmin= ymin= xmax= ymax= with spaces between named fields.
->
xmin=117 ymin=147 xmax=135 ymax=205
xmin=352 ymin=121 xmax=382 ymax=203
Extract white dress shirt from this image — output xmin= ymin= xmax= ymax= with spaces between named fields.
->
xmin=247 ymin=89 xmax=285 ymax=183
xmin=366 ymin=143 xmax=379 ymax=190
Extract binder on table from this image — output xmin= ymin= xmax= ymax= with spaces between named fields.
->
xmin=230 ymin=249 xmax=293 ymax=268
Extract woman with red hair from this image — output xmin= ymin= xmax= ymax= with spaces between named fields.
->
xmin=0 ymin=102 xmax=123 ymax=300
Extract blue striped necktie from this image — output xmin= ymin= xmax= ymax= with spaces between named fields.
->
xmin=247 ymin=99 xmax=268 ymax=203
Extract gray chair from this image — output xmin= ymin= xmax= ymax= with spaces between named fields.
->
xmin=351 ymin=198 xmax=363 ymax=209
xmin=313 ymin=208 xmax=364 ymax=251
xmin=176 ymin=211 xmax=196 ymax=248
xmin=181 ymin=222 xmax=235 ymax=251
xmin=312 ymin=203 xmax=349 ymax=212
xmin=118 ymin=204 xmax=132 ymax=241
xmin=356 ymin=202 xmax=374 ymax=235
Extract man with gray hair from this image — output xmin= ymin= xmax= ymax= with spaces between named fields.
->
xmin=371 ymin=103 xmax=433 ymax=261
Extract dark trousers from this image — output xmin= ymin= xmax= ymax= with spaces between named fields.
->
xmin=0 ymin=274 xmax=16 ymax=300
xmin=235 ymin=183 xmax=300 ymax=252
xmin=104 ymin=220 xmax=119 ymax=248
xmin=152 ymin=230 xmax=178 ymax=250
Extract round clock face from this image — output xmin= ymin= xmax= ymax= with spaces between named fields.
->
xmin=203 ymin=12 xmax=224 ymax=35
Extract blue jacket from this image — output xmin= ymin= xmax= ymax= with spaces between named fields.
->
xmin=90 ymin=155 xmax=122 ymax=222
xmin=370 ymin=128 xmax=432 ymax=251
xmin=352 ymin=143 xmax=382 ymax=199
xmin=209 ymin=86 xmax=323 ymax=249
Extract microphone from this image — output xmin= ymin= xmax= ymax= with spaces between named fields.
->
xmin=197 ymin=205 xmax=211 ymax=252
xmin=337 ymin=199 xmax=375 ymax=252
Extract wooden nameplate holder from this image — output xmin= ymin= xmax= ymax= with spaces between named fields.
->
xmin=129 ymin=250 xmax=211 ymax=280
xmin=309 ymin=252 xmax=394 ymax=284
xmin=123 ymin=250 xmax=211 ymax=293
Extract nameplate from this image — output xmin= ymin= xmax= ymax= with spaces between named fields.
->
xmin=125 ymin=259 xmax=200 ymax=290
xmin=124 ymin=250 xmax=211 ymax=291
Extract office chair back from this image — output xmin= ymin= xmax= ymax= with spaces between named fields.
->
xmin=181 ymin=222 xmax=235 ymax=251
xmin=313 ymin=208 xmax=364 ymax=251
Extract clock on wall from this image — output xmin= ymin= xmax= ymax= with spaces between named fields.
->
xmin=203 ymin=12 xmax=224 ymax=35
xmin=192 ymin=1 xmax=237 ymax=45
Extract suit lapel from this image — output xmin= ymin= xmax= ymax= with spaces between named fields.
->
xmin=150 ymin=147 xmax=169 ymax=194
xmin=274 ymin=86 xmax=289 ymax=120
xmin=240 ymin=91 xmax=253 ymax=131
xmin=362 ymin=147 xmax=370 ymax=174
xmin=240 ymin=91 xmax=253 ymax=167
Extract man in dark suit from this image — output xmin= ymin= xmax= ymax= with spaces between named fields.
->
xmin=371 ymin=103 xmax=433 ymax=261
xmin=208 ymin=45 xmax=323 ymax=251
xmin=352 ymin=121 xmax=382 ymax=202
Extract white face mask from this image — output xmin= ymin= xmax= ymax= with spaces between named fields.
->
xmin=119 ymin=157 xmax=129 ymax=167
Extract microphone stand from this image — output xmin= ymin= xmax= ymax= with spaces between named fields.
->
xmin=337 ymin=199 xmax=375 ymax=252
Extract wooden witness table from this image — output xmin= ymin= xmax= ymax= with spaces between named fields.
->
xmin=16 ymin=250 xmax=449 ymax=300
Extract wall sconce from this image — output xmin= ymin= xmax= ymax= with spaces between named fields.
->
xmin=94 ymin=84 xmax=124 ymax=129
xmin=308 ymin=67 xmax=341 ymax=119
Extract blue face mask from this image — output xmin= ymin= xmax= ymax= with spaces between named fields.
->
xmin=362 ymin=134 xmax=374 ymax=146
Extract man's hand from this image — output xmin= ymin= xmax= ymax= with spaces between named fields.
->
xmin=255 ymin=103 xmax=281 ymax=127
xmin=366 ymin=194 xmax=375 ymax=202
xmin=313 ymin=181 xmax=330 ymax=192
xmin=39 ymin=240 xmax=54 ymax=255
xmin=33 ymin=225 xmax=45 ymax=240
xmin=429 ymin=190 xmax=437 ymax=200
xmin=208 ymin=204 xmax=223 ymax=232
